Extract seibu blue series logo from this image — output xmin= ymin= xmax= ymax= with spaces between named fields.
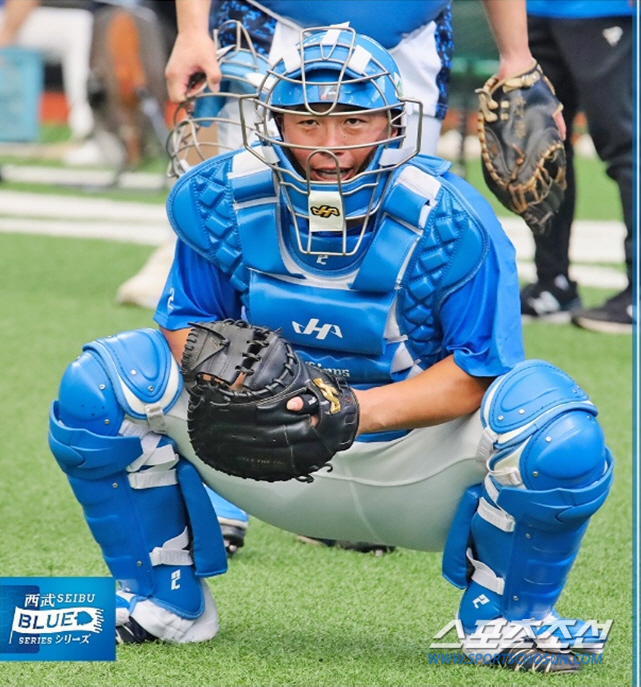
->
xmin=0 ymin=578 xmax=115 ymax=661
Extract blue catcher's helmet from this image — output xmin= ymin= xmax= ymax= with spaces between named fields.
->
xmin=240 ymin=26 xmax=421 ymax=256
xmin=167 ymin=21 xmax=269 ymax=177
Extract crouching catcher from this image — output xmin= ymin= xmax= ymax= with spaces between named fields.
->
xmin=47 ymin=27 xmax=613 ymax=674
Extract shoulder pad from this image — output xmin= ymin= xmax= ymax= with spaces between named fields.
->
xmin=402 ymin=163 xmax=491 ymax=300
xmin=410 ymin=153 xmax=453 ymax=177
xmin=435 ymin=170 xmax=520 ymax=297
xmin=166 ymin=150 xmax=240 ymax=261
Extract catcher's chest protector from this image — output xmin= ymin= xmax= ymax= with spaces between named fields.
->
xmin=172 ymin=152 xmax=488 ymax=384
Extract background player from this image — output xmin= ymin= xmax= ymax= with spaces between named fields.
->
xmin=519 ymin=0 xmax=633 ymax=333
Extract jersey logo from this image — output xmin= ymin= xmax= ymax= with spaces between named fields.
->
xmin=311 ymin=205 xmax=340 ymax=218
xmin=292 ymin=317 xmax=343 ymax=340
xmin=602 ymin=26 xmax=623 ymax=47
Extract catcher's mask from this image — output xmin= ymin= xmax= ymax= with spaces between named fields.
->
xmin=167 ymin=20 xmax=270 ymax=178
xmin=239 ymin=26 xmax=421 ymax=256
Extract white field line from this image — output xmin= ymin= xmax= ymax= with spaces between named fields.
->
xmin=500 ymin=216 xmax=626 ymax=265
xmin=0 ymin=189 xmax=167 ymax=222
xmin=0 ymin=217 xmax=170 ymax=245
xmin=0 ymin=164 xmax=170 ymax=191
xmin=0 ymin=190 xmax=627 ymax=288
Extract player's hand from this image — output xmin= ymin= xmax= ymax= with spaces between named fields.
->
xmin=287 ymin=396 xmax=320 ymax=426
xmin=165 ymin=31 xmax=221 ymax=102
xmin=496 ymin=56 xmax=566 ymax=140
xmin=288 ymin=390 xmax=366 ymax=433
xmin=552 ymin=110 xmax=567 ymax=141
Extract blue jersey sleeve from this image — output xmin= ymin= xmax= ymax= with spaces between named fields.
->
xmin=440 ymin=241 xmax=525 ymax=377
xmin=527 ymin=0 xmax=632 ymax=19
xmin=436 ymin=175 xmax=525 ymax=377
xmin=153 ymin=239 xmax=242 ymax=331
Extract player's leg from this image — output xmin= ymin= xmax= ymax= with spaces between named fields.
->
xmin=443 ymin=360 xmax=613 ymax=671
xmin=48 ymin=329 xmax=228 ymax=643
xmin=521 ymin=15 xmax=581 ymax=321
xmin=166 ymin=392 xmax=487 ymax=553
xmin=557 ymin=16 xmax=633 ymax=333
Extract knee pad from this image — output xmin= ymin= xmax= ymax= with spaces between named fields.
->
xmin=57 ymin=328 xmax=183 ymax=436
xmin=49 ymin=329 xmax=228 ymax=620
xmin=477 ymin=359 xmax=607 ymax=490
xmin=444 ymin=360 xmax=614 ymax=643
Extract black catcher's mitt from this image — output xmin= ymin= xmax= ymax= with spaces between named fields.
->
xmin=181 ymin=320 xmax=360 ymax=482
xmin=477 ymin=62 xmax=566 ymax=234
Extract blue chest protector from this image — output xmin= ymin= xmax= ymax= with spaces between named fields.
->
xmin=168 ymin=150 xmax=500 ymax=387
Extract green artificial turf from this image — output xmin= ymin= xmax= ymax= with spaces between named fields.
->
xmin=462 ymin=155 xmax=622 ymax=223
xmin=0 ymin=232 xmax=632 ymax=686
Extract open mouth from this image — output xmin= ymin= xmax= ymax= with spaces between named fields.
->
xmin=311 ymin=168 xmax=354 ymax=182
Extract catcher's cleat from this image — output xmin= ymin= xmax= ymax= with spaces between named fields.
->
xmin=492 ymin=648 xmax=581 ymax=674
xmin=336 ymin=541 xmax=396 ymax=556
xmin=297 ymin=535 xmax=395 ymax=556
xmin=116 ymin=617 xmax=159 ymax=645
xmin=220 ymin=522 xmax=246 ymax=557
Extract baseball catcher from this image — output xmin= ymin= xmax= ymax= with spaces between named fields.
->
xmin=181 ymin=319 xmax=359 ymax=483
xmin=477 ymin=62 xmax=566 ymax=234
xmin=48 ymin=26 xmax=612 ymax=673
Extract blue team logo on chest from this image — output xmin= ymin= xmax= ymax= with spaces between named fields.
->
xmin=248 ymin=271 xmax=394 ymax=355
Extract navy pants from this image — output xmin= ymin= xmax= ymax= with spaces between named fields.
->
xmin=527 ymin=14 xmax=633 ymax=285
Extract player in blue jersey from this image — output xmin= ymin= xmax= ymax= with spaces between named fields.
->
xmin=49 ymin=28 xmax=612 ymax=670
xmin=146 ymin=0 xmax=543 ymax=553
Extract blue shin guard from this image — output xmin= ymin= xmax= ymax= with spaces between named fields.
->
xmin=443 ymin=360 xmax=614 ymax=656
xmin=48 ymin=330 xmax=228 ymax=642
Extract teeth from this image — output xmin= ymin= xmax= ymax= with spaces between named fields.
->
xmin=315 ymin=170 xmax=348 ymax=180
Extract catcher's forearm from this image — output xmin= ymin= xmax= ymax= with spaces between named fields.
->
xmin=355 ymin=355 xmax=491 ymax=435
xmin=160 ymin=326 xmax=191 ymax=364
